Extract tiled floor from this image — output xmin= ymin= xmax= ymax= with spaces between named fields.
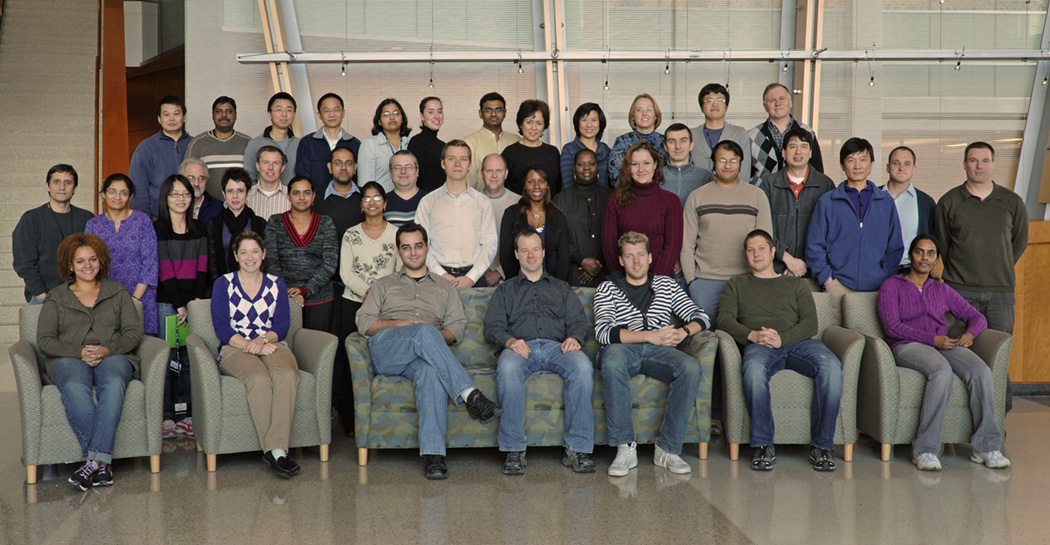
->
xmin=1 ymin=393 xmax=1047 ymax=544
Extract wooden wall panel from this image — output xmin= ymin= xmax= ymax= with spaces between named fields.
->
xmin=1011 ymin=221 xmax=1050 ymax=383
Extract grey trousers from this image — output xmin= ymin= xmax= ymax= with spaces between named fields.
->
xmin=892 ymin=343 xmax=1001 ymax=456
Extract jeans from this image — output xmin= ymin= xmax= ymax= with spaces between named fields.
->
xmin=496 ymin=339 xmax=594 ymax=453
xmin=368 ymin=323 xmax=476 ymax=456
xmin=741 ymin=339 xmax=842 ymax=450
xmin=893 ymin=343 xmax=1001 ymax=455
xmin=29 ymin=297 xmax=44 ymax=306
xmin=600 ymin=343 xmax=701 ymax=455
xmin=52 ymin=355 xmax=133 ymax=464
xmin=954 ymin=288 xmax=1015 ymax=412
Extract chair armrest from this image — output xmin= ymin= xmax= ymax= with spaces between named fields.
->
xmin=677 ymin=330 xmax=717 ymax=443
xmin=849 ymin=332 xmax=898 ymax=444
xmin=9 ymin=341 xmax=43 ymax=464
xmin=969 ymin=329 xmax=1012 ymax=431
xmin=136 ymin=336 xmax=171 ymax=454
xmin=821 ymin=326 xmax=865 ymax=442
xmin=186 ymin=334 xmax=224 ymax=453
xmin=345 ymin=333 xmax=374 ymax=448
xmin=290 ymin=328 xmax=338 ymax=440
xmin=714 ymin=330 xmax=748 ymax=445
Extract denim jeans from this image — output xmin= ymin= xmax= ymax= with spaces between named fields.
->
xmin=52 ymin=355 xmax=133 ymax=464
xmin=496 ymin=339 xmax=594 ymax=453
xmin=954 ymin=288 xmax=1015 ymax=412
xmin=687 ymin=278 xmax=728 ymax=325
xmin=367 ymin=323 xmax=476 ymax=456
xmin=600 ymin=343 xmax=701 ymax=455
xmin=741 ymin=339 xmax=842 ymax=450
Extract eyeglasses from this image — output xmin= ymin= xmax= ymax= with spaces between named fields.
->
xmin=104 ymin=189 xmax=130 ymax=198
xmin=391 ymin=165 xmax=417 ymax=172
xmin=716 ymin=158 xmax=741 ymax=166
xmin=331 ymin=160 xmax=355 ymax=167
xmin=482 ymin=108 xmax=505 ymax=114
xmin=168 ymin=192 xmax=192 ymax=199
xmin=362 ymin=195 xmax=385 ymax=202
xmin=704 ymin=98 xmax=727 ymax=105
xmin=765 ymin=96 xmax=790 ymax=104
xmin=381 ymin=110 xmax=401 ymax=118
xmin=185 ymin=175 xmax=207 ymax=183
xmin=321 ymin=108 xmax=343 ymax=115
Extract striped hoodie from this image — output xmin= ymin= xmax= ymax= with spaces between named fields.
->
xmin=594 ymin=271 xmax=711 ymax=345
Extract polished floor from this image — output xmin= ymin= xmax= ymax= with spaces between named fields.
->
xmin=1 ymin=392 xmax=1048 ymax=545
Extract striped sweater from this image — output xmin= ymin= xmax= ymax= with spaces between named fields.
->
xmin=155 ymin=218 xmax=209 ymax=309
xmin=594 ymin=272 xmax=711 ymax=345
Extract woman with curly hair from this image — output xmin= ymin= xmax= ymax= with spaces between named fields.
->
xmin=357 ymin=98 xmax=412 ymax=192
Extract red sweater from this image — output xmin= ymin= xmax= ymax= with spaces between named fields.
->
xmin=602 ymin=180 xmax=684 ymax=276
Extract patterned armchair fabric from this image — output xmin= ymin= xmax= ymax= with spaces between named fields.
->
xmin=346 ymin=287 xmax=719 ymax=465
xmin=9 ymin=302 xmax=170 ymax=484
xmin=718 ymin=291 xmax=866 ymax=461
xmin=185 ymin=298 xmax=337 ymax=471
xmin=842 ymin=291 xmax=1011 ymax=461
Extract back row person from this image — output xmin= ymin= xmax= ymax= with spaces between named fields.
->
xmin=502 ymin=99 xmax=562 ymax=195
xmin=242 ymin=92 xmax=299 ymax=187
xmin=464 ymin=92 xmax=520 ymax=192
xmin=750 ymin=83 xmax=823 ymax=184
xmin=297 ymin=93 xmax=361 ymax=195
xmin=357 ymin=98 xmax=411 ymax=193
xmin=185 ymin=96 xmax=251 ymax=200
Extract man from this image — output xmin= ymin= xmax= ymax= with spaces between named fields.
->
xmin=180 ymin=157 xmax=222 ymax=225
xmin=480 ymin=153 xmax=520 ymax=286
xmin=13 ymin=164 xmax=94 ymax=303
xmin=296 ymin=93 xmax=361 ymax=194
xmin=245 ymin=145 xmax=291 ymax=221
xmin=484 ymin=230 xmax=595 ymax=475
xmin=749 ymin=83 xmax=824 ymax=184
xmin=463 ymin=92 xmax=520 ymax=192
xmin=554 ymin=149 xmax=614 ymax=287
xmin=595 ymin=231 xmax=711 ymax=477
xmin=185 ymin=96 xmax=252 ymax=200
xmin=663 ymin=122 xmax=714 ymax=205
xmin=681 ymin=140 xmax=772 ymax=324
xmin=315 ymin=147 xmax=364 ymax=239
xmin=882 ymin=146 xmax=936 ymax=273
xmin=385 ymin=150 xmax=425 ymax=227
xmin=130 ymin=95 xmax=191 ymax=216
xmin=761 ymin=127 xmax=835 ymax=277
xmin=806 ymin=137 xmax=904 ymax=325
xmin=933 ymin=142 xmax=1028 ymax=411
xmin=415 ymin=140 xmax=498 ymax=288
xmin=356 ymin=222 xmax=502 ymax=479
xmin=243 ymin=92 xmax=300 ymax=186
xmin=718 ymin=229 xmax=842 ymax=472
xmin=691 ymin=83 xmax=753 ymax=175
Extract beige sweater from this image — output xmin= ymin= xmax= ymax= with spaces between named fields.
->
xmin=681 ymin=181 xmax=772 ymax=282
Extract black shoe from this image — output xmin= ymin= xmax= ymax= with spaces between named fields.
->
xmin=69 ymin=460 xmax=99 ymax=491
xmin=809 ymin=447 xmax=836 ymax=472
xmin=424 ymin=455 xmax=448 ymax=480
xmin=751 ymin=445 xmax=776 ymax=471
xmin=465 ymin=390 xmax=502 ymax=424
xmin=92 ymin=462 xmax=114 ymax=486
xmin=278 ymin=455 xmax=301 ymax=476
xmin=263 ymin=451 xmax=295 ymax=479
xmin=563 ymin=449 xmax=597 ymax=473
xmin=503 ymin=451 xmax=527 ymax=475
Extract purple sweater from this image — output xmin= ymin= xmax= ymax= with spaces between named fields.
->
xmin=877 ymin=274 xmax=987 ymax=349
xmin=602 ymin=180 xmax=683 ymax=277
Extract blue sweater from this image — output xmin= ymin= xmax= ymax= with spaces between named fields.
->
xmin=560 ymin=138 xmax=612 ymax=189
xmin=130 ymin=130 xmax=192 ymax=216
xmin=295 ymin=130 xmax=361 ymax=194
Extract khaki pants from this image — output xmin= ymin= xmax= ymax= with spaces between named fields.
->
xmin=219 ymin=342 xmax=300 ymax=452
xmin=823 ymin=278 xmax=856 ymax=326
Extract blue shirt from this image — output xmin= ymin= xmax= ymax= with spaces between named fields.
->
xmin=886 ymin=184 xmax=919 ymax=265
xmin=130 ymin=130 xmax=191 ymax=216
xmin=842 ymin=182 xmax=874 ymax=219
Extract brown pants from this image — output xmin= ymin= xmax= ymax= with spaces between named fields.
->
xmin=823 ymin=278 xmax=856 ymax=327
xmin=219 ymin=342 xmax=300 ymax=452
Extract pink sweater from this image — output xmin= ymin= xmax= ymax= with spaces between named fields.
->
xmin=877 ymin=274 xmax=987 ymax=349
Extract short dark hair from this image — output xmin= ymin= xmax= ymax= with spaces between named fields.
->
xmin=232 ymin=230 xmax=266 ymax=256
xmin=101 ymin=173 xmax=135 ymax=197
xmin=156 ymin=95 xmax=186 ymax=117
xmin=839 ymin=137 xmax=874 ymax=165
xmin=574 ymin=148 xmax=597 ymax=163
xmin=267 ymin=92 xmax=297 ymax=112
xmin=396 ymin=221 xmax=429 ymax=247
xmin=744 ymin=229 xmax=774 ymax=250
xmin=418 ymin=96 xmax=442 ymax=129
xmin=288 ymin=175 xmax=313 ymax=193
xmin=360 ymin=181 xmax=387 ymax=201
xmin=699 ymin=83 xmax=731 ymax=107
xmin=965 ymin=141 xmax=995 ymax=161
xmin=479 ymin=92 xmax=506 ymax=109
xmin=514 ymin=229 xmax=544 ymax=252
xmin=47 ymin=164 xmax=79 ymax=187
xmin=212 ymin=96 xmax=236 ymax=112
xmin=221 ymin=167 xmax=253 ymax=192
xmin=328 ymin=146 xmax=356 ymax=163
xmin=664 ymin=122 xmax=692 ymax=141
xmin=442 ymin=139 xmax=472 ymax=162
xmin=257 ymin=145 xmax=287 ymax=165
xmin=371 ymin=97 xmax=411 ymax=137
xmin=572 ymin=103 xmax=607 ymax=140
xmin=888 ymin=146 xmax=916 ymax=164
xmin=908 ymin=233 xmax=939 ymax=258
xmin=782 ymin=127 xmax=815 ymax=151
xmin=516 ymin=99 xmax=550 ymax=135
xmin=56 ymin=233 xmax=111 ymax=282
xmin=712 ymin=139 xmax=744 ymax=161
xmin=317 ymin=92 xmax=344 ymax=112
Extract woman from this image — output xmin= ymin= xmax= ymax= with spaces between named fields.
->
xmin=86 ymin=173 xmax=158 ymax=335
xmin=357 ymin=98 xmax=411 ymax=192
xmin=498 ymin=168 xmax=572 ymax=281
xmin=407 ymin=96 xmax=446 ymax=193
xmin=560 ymin=103 xmax=612 ymax=189
xmin=264 ymin=176 xmax=339 ymax=332
xmin=211 ymin=231 xmax=301 ymax=478
xmin=38 ymin=234 xmax=142 ymax=490
xmin=155 ymin=174 xmax=208 ymax=438
xmin=501 ymin=99 xmax=562 ymax=195
xmin=877 ymin=235 xmax=1009 ymax=472
xmin=205 ymin=168 xmax=267 ymax=283
xmin=601 ymin=141 xmax=682 ymax=277
xmin=608 ymin=94 xmax=669 ymax=186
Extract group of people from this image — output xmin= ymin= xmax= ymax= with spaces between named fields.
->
xmin=11 ymin=82 xmax=1025 ymax=486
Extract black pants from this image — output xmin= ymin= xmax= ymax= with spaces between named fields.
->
xmin=333 ymin=296 xmax=362 ymax=435
xmin=163 ymin=346 xmax=192 ymax=420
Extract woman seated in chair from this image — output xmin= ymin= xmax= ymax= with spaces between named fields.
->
xmin=37 ymin=233 xmax=143 ymax=491
xmin=210 ymin=231 xmax=301 ymax=478
xmin=876 ymin=234 xmax=1009 ymax=472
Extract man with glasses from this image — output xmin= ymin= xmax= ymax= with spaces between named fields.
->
xmin=463 ymin=92 xmax=520 ymax=191
xmin=691 ymin=83 xmax=753 ymax=176
xmin=180 ymin=157 xmax=222 ymax=225
xmin=244 ymin=92 xmax=300 ymax=187
xmin=317 ymin=146 xmax=364 ymax=240
xmin=749 ymin=83 xmax=824 ymax=185
xmin=245 ymin=145 xmax=291 ymax=221
xmin=296 ymin=92 xmax=361 ymax=194
xmin=131 ymin=95 xmax=191 ymax=216
xmin=385 ymin=150 xmax=425 ymax=227
xmin=186 ymin=96 xmax=252 ymax=200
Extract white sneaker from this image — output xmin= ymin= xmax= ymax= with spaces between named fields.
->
xmin=162 ymin=419 xmax=177 ymax=439
xmin=608 ymin=442 xmax=638 ymax=477
xmin=912 ymin=452 xmax=942 ymax=471
xmin=654 ymin=444 xmax=692 ymax=474
xmin=971 ymin=450 xmax=1011 ymax=469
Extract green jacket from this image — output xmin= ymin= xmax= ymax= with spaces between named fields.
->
xmin=37 ymin=279 xmax=143 ymax=381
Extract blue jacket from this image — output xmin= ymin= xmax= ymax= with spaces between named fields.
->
xmin=197 ymin=193 xmax=223 ymax=225
xmin=130 ymin=130 xmax=191 ymax=216
xmin=295 ymin=129 xmax=360 ymax=194
xmin=805 ymin=180 xmax=904 ymax=291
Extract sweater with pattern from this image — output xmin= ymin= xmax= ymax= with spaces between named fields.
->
xmin=211 ymin=272 xmax=290 ymax=348
xmin=263 ymin=212 xmax=339 ymax=305
xmin=594 ymin=271 xmax=710 ymax=345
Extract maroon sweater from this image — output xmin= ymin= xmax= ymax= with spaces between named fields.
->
xmin=602 ymin=180 xmax=684 ymax=276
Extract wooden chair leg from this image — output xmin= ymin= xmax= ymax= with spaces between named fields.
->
xmin=698 ymin=442 xmax=708 ymax=460
xmin=881 ymin=443 xmax=892 ymax=462
xmin=358 ymin=448 xmax=368 ymax=466
xmin=729 ymin=443 xmax=739 ymax=461
xmin=319 ymin=444 xmax=330 ymax=462
xmin=26 ymin=465 xmax=37 ymax=485
xmin=196 ymin=441 xmax=203 ymax=452
xmin=150 ymin=454 xmax=161 ymax=473
xmin=206 ymin=454 xmax=217 ymax=472
xmin=843 ymin=444 xmax=853 ymax=462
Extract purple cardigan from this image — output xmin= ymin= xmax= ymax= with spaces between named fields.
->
xmin=876 ymin=274 xmax=987 ymax=349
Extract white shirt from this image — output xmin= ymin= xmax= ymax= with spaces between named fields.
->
xmin=887 ymin=183 xmax=919 ymax=266
xmin=357 ymin=133 xmax=410 ymax=193
xmin=415 ymin=184 xmax=498 ymax=283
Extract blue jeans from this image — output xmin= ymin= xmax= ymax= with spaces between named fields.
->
xmin=742 ymin=339 xmax=842 ymax=450
xmin=687 ymin=278 xmax=728 ymax=325
xmin=52 ymin=355 xmax=133 ymax=464
xmin=496 ymin=339 xmax=594 ymax=453
xmin=367 ymin=323 xmax=476 ymax=456
xmin=600 ymin=343 xmax=701 ymax=455
xmin=29 ymin=297 xmax=45 ymax=306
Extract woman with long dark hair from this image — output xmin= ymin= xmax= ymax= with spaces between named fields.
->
xmin=357 ymin=98 xmax=411 ymax=192
xmin=498 ymin=167 xmax=571 ymax=281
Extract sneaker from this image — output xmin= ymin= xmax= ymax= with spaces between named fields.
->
xmin=162 ymin=419 xmax=178 ymax=439
xmin=69 ymin=460 xmax=99 ymax=491
xmin=654 ymin=444 xmax=692 ymax=474
xmin=465 ymin=390 xmax=502 ymax=424
xmin=175 ymin=417 xmax=193 ymax=436
xmin=502 ymin=451 xmax=526 ymax=475
xmin=563 ymin=449 xmax=597 ymax=473
xmin=424 ymin=455 xmax=448 ymax=480
xmin=913 ymin=452 xmax=942 ymax=471
xmin=92 ymin=463 xmax=114 ymax=486
xmin=971 ymin=450 xmax=1011 ymax=469
xmin=751 ymin=445 xmax=777 ymax=471
xmin=710 ymin=419 xmax=724 ymax=437
xmin=809 ymin=447 xmax=836 ymax=472
xmin=608 ymin=442 xmax=638 ymax=477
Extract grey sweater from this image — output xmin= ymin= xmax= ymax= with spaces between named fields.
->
xmin=264 ymin=212 xmax=339 ymax=304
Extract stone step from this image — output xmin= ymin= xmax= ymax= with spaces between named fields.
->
xmin=0 ymin=324 xmax=18 ymax=344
